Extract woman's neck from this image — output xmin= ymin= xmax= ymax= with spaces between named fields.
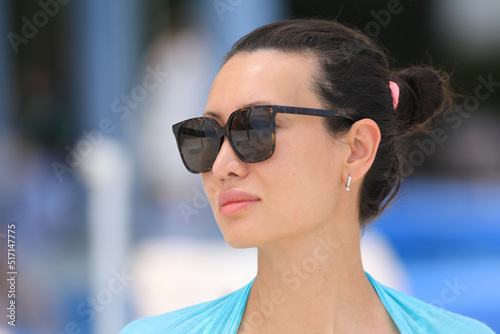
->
xmin=237 ymin=222 xmax=399 ymax=334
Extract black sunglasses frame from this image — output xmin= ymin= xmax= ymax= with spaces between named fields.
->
xmin=172 ymin=105 xmax=355 ymax=174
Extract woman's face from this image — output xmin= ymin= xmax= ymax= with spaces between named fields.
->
xmin=202 ymin=51 xmax=349 ymax=248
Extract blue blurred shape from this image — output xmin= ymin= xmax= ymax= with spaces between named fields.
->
xmin=374 ymin=177 xmax=500 ymax=332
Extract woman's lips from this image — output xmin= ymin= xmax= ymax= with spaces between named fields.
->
xmin=218 ymin=189 xmax=260 ymax=216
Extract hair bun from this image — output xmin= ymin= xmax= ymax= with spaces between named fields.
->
xmin=395 ymin=67 xmax=448 ymax=135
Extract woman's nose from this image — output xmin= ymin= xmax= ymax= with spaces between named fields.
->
xmin=211 ymin=137 xmax=248 ymax=178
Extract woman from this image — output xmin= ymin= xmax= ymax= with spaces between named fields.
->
xmin=122 ymin=19 xmax=494 ymax=333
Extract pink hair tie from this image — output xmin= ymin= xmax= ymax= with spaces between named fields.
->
xmin=389 ymin=81 xmax=400 ymax=110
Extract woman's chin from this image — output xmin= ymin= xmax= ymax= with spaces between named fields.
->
xmin=216 ymin=214 xmax=286 ymax=249
xmin=222 ymin=233 xmax=260 ymax=249
xmin=222 ymin=230 xmax=284 ymax=249
xmin=221 ymin=230 xmax=273 ymax=249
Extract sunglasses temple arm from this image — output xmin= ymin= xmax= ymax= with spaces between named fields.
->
xmin=277 ymin=106 xmax=354 ymax=121
xmin=276 ymin=106 xmax=333 ymax=117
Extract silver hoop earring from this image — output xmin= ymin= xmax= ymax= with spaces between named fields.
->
xmin=345 ymin=176 xmax=352 ymax=192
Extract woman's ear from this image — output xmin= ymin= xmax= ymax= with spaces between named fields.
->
xmin=344 ymin=119 xmax=381 ymax=185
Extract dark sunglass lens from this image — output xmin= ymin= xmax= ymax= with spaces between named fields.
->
xmin=178 ymin=119 xmax=220 ymax=172
xmin=230 ymin=108 xmax=273 ymax=162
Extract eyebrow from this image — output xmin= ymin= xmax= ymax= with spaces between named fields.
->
xmin=203 ymin=100 xmax=273 ymax=119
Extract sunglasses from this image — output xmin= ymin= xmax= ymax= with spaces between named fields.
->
xmin=172 ymin=105 xmax=354 ymax=174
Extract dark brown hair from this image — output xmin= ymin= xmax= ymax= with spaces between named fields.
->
xmin=223 ymin=19 xmax=451 ymax=227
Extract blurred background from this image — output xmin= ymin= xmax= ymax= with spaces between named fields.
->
xmin=0 ymin=0 xmax=499 ymax=333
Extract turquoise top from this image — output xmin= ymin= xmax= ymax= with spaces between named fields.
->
xmin=121 ymin=273 xmax=494 ymax=333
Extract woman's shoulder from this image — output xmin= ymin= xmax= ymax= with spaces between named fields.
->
xmin=120 ymin=279 xmax=254 ymax=334
xmin=366 ymin=273 xmax=495 ymax=334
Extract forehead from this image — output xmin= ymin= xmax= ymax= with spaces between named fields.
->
xmin=205 ymin=50 xmax=319 ymax=120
